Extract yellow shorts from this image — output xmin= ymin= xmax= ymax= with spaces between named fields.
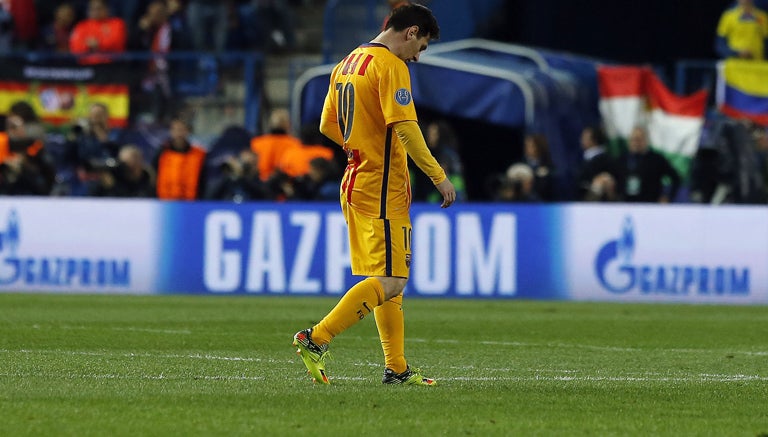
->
xmin=342 ymin=201 xmax=411 ymax=278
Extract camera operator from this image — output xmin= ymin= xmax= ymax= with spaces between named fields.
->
xmin=205 ymin=149 xmax=270 ymax=202
xmin=0 ymin=114 xmax=56 ymax=195
xmin=89 ymin=144 xmax=155 ymax=198
xmin=489 ymin=163 xmax=540 ymax=202
xmin=64 ymin=102 xmax=120 ymax=196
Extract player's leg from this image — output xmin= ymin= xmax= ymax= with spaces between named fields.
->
xmin=310 ymin=277 xmax=385 ymax=345
xmin=309 ymin=206 xmax=392 ymax=345
xmin=294 ymin=204 xmax=389 ymax=383
xmin=374 ymin=292 xmax=406 ymax=373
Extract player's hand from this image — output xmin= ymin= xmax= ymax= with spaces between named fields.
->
xmin=435 ymin=178 xmax=456 ymax=208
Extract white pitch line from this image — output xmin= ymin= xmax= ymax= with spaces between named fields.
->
xmin=342 ymin=335 xmax=768 ymax=356
xmin=2 ymin=371 xmax=765 ymax=384
xmin=3 ymin=349 xmax=766 ymax=384
xmin=47 ymin=325 xmax=192 ymax=335
xmin=0 ymin=372 xmax=264 ymax=381
xmin=424 ymin=338 xmax=768 ymax=356
xmin=0 ymin=349 xmax=290 ymax=364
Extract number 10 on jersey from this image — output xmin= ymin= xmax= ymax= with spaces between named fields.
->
xmin=336 ymin=82 xmax=355 ymax=142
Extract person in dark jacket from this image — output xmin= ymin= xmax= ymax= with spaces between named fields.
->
xmin=615 ymin=126 xmax=680 ymax=203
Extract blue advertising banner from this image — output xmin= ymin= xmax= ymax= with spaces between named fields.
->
xmin=1 ymin=198 xmax=766 ymax=304
xmin=156 ymin=202 xmax=560 ymax=299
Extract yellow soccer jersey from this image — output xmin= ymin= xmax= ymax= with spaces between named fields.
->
xmin=321 ymin=43 xmax=419 ymax=219
xmin=717 ymin=6 xmax=768 ymax=60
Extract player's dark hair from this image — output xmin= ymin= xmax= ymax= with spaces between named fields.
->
xmin=385 ymin=4 xmax=440 ymax=40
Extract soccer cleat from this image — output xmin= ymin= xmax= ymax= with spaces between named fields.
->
xmin=292 ymin=328 xmax=331 ymax=384
xmin=382 ymin=365 xmax=436 ymax=386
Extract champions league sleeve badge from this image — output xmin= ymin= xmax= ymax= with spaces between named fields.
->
xmin=395 ymin=88 xmax=412 ymax=106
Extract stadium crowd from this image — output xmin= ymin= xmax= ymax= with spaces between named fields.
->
xmin=1 ymin=0 xmax=768 ymax=203
xmin=0 ymin=0 xmax=308 ymax=54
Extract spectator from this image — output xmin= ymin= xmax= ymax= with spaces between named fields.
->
xmin=186 ymin=0 xmax=228 ymax=52
xmin=130 ymin=0 xmax=189 ymax=123
xmin=411 ymin=119 xmax=466 ymax=203
xmin=615 ymin=126 xmax=681 ymax=203
xmin=280 ymin=157 xmax=340 ymax=201
xmin=90 ymin=144 xmax=155 ymax=197
xmin=69 ymin=0 xmax=127 ymax=64
xmin=40 ymin=3 xmax=76 ymax=53
xmin=205 ymin=149 xmax=270 ymax=201
xmin=716 ymin=0 xmax=768 ymax=60
xmin=167 ymin=0 xmax=187 ymax=34
xmin=492 ymin=163 xmax=539 ymax=202
xmin=755 ymin=125 xmax=768 ymax=198
xmin=584 ymin=172 xmax=619 ymax=202
xmin=240 ymin=0 xmax=297 ymax=52
xmin=153 ymin=117 xmax=207 ymax=200
xmin=250 ymin=108 xmax=301 ymax=181
xmin=63 ymin=102 xmax=121 ymax=196
xmin=2 ymin=0 xmax=38 ymax=50
xmin=710 ymin=119 xmax=768 ymax=203
xmin=108 ymin=0 xmax=145 ymax=26
xmin=522 ymin=133 xmax=555 ymax=201
xmin=276 ymin=123 xmax=335 ymax=179
xmin=577 ymin=124 xmax=617 ymax=201
xmin=689 ymin=117 xmax=734 ymax=204
xmin=0 ymin=100 xmax=41 ymax=164
xmin=0 ymin=112 xmax=56 ymax=195
xmin=0 ymin=0 xmax=12 ymax=52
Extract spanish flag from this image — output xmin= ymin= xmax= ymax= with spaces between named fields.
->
xmin=0 ymin=81 xmax=129 ymax=128
xmin=716 ymin=59 xmax=768 ymax=126
xmin=598 ymin=65 xmax=708 ymax=178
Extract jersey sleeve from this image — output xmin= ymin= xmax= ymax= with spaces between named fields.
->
xmin=379 ymin=59 xmax=418 ymax=126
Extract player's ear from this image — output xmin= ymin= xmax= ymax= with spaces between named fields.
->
xmin=407 ymin=25 xmax=419 ymax=40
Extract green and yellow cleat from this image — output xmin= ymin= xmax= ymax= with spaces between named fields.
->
xmin=382 ymin=366 xmax=436 ymax=386
xmin=292 ymin=329 xmax=331 ymax=384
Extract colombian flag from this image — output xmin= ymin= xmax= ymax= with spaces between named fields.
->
xmin=0 ymin=81 xmax=129 ymax=128
xmin=716 ymin=59 xmax=768 ymax=126
xmin=598 ymin=65 xmax=708 ymax=177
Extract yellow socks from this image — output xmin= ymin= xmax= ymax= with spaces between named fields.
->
xmin=311 ymin=277 xmax=385 ymax=345
xmin=374 ymin=293 xmax=407 ymax=374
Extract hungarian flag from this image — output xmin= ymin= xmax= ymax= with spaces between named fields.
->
xmin=597 ymin=65 xmax=709 ymax=178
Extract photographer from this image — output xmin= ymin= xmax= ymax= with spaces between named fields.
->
xmin=490 ymin=163 xmax=541 ymax=202
xmin=89 ymin=144 xmax=155 ymax=198
xmin=205 ymin=149 xmax=270 ymax=202
xmin=64 ymin=102 xmax=120 ymax=196
xmin=0 ymin=114 xmax=56 ymax=196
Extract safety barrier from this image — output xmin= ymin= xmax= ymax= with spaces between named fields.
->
xmin=0 ymin=197 xmax=765 ymax=304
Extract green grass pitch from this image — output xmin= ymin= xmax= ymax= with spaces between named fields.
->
xmin=1 ymin=293 xmax=767 ymax=436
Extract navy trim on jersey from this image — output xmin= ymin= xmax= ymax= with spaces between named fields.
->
xmin=360 ymin=42 xmax=389 ymax=50
xmin=383 ymin=219 xmax=393 ymax=276
xmin=380 ymin=126 xmax=393 ymax=218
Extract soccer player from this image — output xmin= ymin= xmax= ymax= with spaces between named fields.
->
xmin=292 ymin=4 xmax=455 ymax=386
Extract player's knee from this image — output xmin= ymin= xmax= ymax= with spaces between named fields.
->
xmin=376 ymin=276 xmax=407 ymax=300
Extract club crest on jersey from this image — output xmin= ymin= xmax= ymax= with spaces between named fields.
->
xmin=395 ymin=88 xmax=412 ymax=106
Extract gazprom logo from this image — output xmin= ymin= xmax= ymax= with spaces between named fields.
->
xmin=594 ymin=217 xmax=749 ymax=296
xmin=0 ymin=209 xmax=131 ymax=288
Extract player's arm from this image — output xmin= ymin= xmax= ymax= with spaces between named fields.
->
xmin=394 ymin=120 xmax=456 ymax=208
xmin=320 ymin=88 xmax=344 ymax=147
